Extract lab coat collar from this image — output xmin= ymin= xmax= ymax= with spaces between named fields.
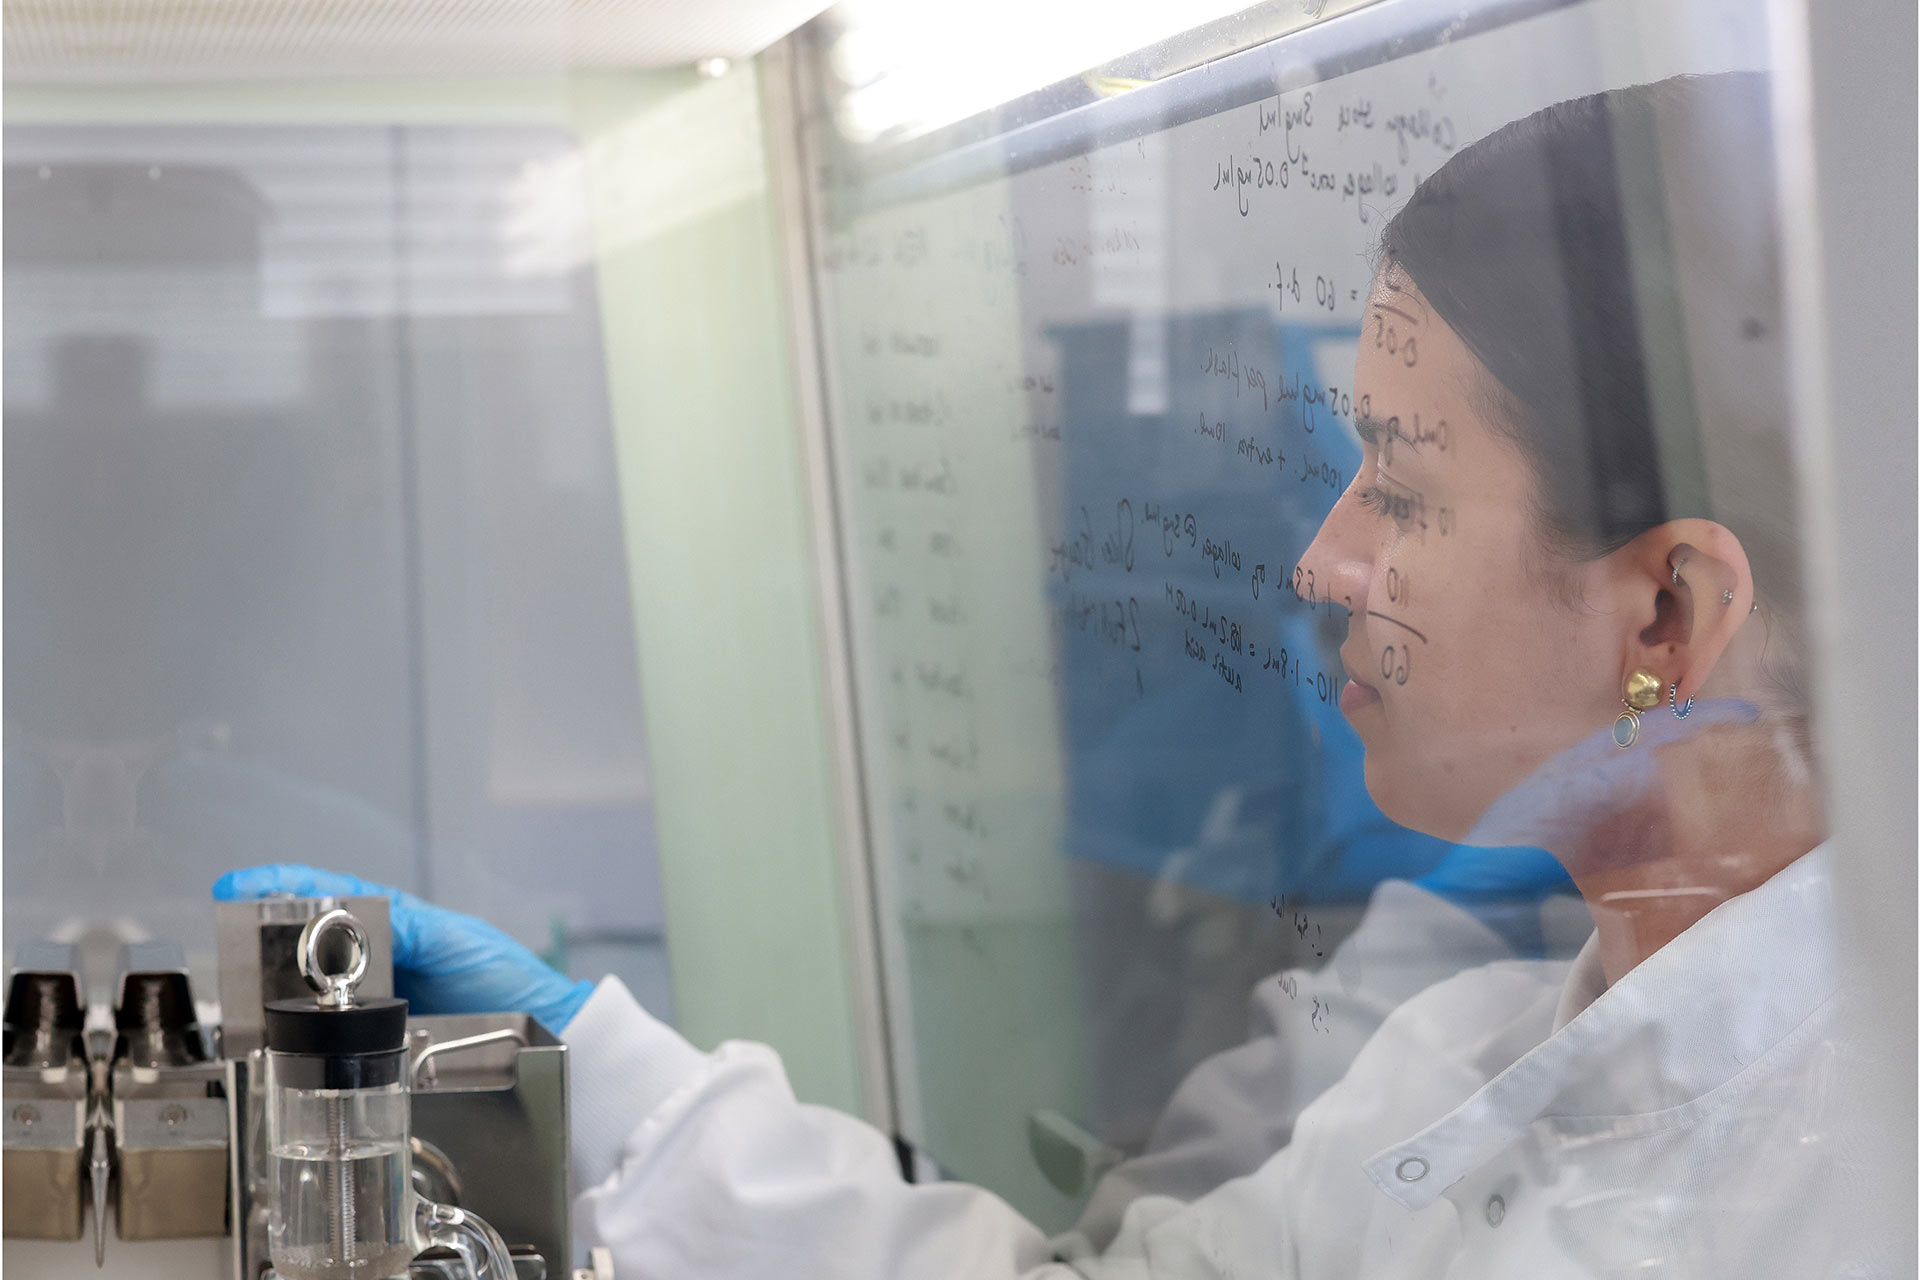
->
xmin=1363 ymin=843 xmax=1837 ymax=1210
xmin=1549 ymin=930 xmax=1607 ymax=1033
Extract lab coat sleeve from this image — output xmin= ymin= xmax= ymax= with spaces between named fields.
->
xmin=562 ymin=977 xmax=1077 ymax=1280
xmin=1068 ymin=880 xmax=1523 ymax=1250
xmin=557 ymin=885 xmax=1534 ymax=1278
xmin=562 ymin=976 xmax=712 ymax=1194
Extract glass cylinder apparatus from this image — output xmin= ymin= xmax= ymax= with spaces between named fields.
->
xmin=264 ymin=909 xmax=513 ymax=1280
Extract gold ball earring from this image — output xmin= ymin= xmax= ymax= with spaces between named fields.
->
xmin=1613 ymin=666 xmax=1663 ymax=748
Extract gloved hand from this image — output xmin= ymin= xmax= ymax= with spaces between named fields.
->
xmin=212 ymin=864 xmax=595 ymax=1033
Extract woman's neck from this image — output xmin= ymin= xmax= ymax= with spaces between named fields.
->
xmin=1555 ymin=723 xmax=1824 ymax=986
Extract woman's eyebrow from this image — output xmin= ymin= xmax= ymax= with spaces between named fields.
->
xmin=1354 ymin=414 xmax=1399 ymax=449
xmin=1354 ymin=413 xmax=1430 ymax=458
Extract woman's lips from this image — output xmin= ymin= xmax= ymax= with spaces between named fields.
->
xmin=1340 ymin=676 xmax=1381 ymax=715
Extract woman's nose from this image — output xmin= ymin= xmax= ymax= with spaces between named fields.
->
xmin=1295 ymin=487 xmax=1373 ymax=618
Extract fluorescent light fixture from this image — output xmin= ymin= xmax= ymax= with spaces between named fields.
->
xmin=825 ymin=0 xmax=1260 ymax=142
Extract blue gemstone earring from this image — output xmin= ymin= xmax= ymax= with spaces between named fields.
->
xmin=1670 ymin=683 xmax=1694 ymax=719
xmin=1614 ymin=667 xmax=1664 ymax=747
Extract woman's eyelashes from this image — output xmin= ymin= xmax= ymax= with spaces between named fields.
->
xmin=1357 ymin=475 xmax=1421 ymax=528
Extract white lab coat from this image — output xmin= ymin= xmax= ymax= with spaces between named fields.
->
xmin=562 ymin=845 xmax=1897 ymax=1278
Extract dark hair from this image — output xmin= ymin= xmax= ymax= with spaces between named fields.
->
xmin=1378 ymin=72 xmax=1804 ymax=667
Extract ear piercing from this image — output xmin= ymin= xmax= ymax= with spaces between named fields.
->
xmin=1670 ymin=557 xmax=1688 ymax=587
xmin=1721 ymin=589 xmax=1734 ymax=605
xmin=1614 ymin=666 xmax=1664 ymax=748
xmin=1671 ymin=682 xmax=1694 ymax=719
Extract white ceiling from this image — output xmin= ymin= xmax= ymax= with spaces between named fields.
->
xmin=4 ymin=0 xmax=834 ymax=83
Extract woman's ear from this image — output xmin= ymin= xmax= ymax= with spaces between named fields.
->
xmin=1620 ymin=519 xmax=1754 ymax=705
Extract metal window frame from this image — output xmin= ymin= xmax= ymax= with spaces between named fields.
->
xmin=1766 ymin=0 xmax=1918 ymax=1259
xmin=758 ymin=38 xmax=903 ymax=1136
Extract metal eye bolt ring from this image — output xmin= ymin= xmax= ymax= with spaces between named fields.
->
xmin=297 ymin=908 xmax=370 ymax=1009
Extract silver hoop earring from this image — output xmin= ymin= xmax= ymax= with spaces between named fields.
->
xmin=1671 ymin=683 xmax=1694 ymax=719
xmin=1670 ymin=556 xmax=1688 ymax=587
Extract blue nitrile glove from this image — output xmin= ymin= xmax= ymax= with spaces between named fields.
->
xmin=1411 ymin=841 xmax=1574 ymax=958
xmin=212 ymin=864 xmax=595 ymax=1033
xmin=1413 ymin=842 xmax=1572 ymax=902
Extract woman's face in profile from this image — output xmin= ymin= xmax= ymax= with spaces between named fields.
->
xmin=1298 ymin=268 xmax=1631 ymax=844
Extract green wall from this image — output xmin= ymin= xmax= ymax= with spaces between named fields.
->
xmin=566 ymin=67 xmax=866 ymax=1115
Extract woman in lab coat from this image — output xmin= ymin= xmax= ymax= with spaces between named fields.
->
xmin=219 ymin=73 xmax=1891 ymax=1277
